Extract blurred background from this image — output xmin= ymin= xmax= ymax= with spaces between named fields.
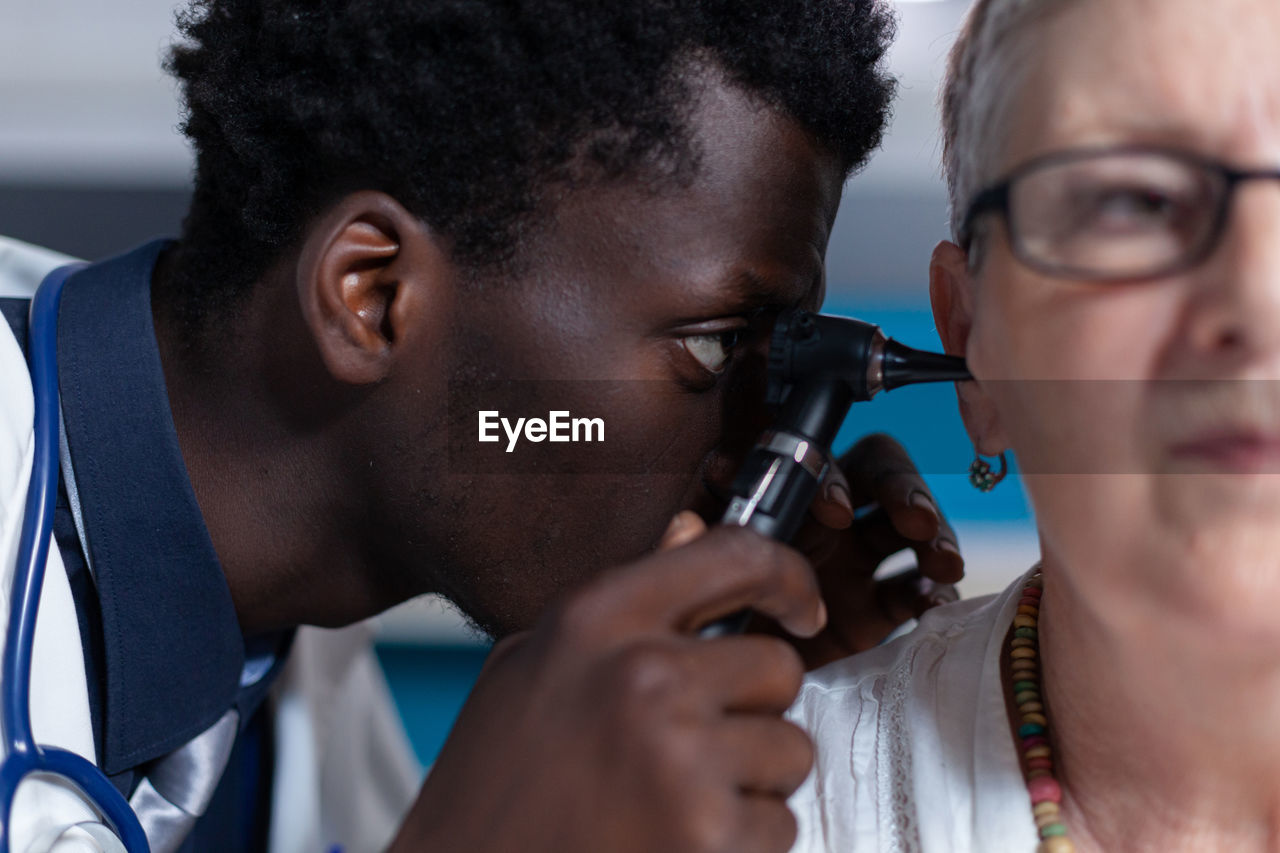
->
xmin=1 ymin=0 xmax=1037 ymax=768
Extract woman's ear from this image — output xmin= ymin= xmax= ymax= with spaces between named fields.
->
xmin=929 ymin=239 xmax=1009 ymax=456
xmin=930 ymin=240 xmax=973 ymax=359
xmin=296 ymin=190 xmax=452 ymax=385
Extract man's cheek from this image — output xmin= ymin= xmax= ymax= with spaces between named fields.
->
xmin=528 ymin=473 xmax=692 ymax=569
xmin=455 ymin=378 xmax=722 ymax=550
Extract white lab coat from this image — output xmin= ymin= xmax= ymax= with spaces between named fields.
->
xmin=0 ymin=236 xmax=420 ymax=852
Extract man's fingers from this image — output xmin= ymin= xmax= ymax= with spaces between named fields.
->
xmin=916 ymin=512 xmax=964 ymax=584
xmin=717 ymin=717 xmax=814 ymax=797
xmin=841 ymin=433 xmax=965 ymax=581
xmin=847 ymin=502 xmax=963 ymax=587
xmin=694 ymin=636 xmax=805 ymax=714
xmin=583 ymin=526 xmax=825 ymax=639
xmin=657 ymin=510 xmax=710 ymax=551
xmin=790 ymin=518 xmax=843 ymax=568
xmin=735 ymin=795 xmax=802 ymax=853
xmin=847 ymin=505 xmax=915 ymax=565
xmin=875 ymin=568 xmax=961 ymax=623
xmin=809 ymin=466 xmax=854 ymax=530
xmin=840 ymin=433 xmax=940 ymax=542
xmin=669 ymin=528 xmax=824 ymax=638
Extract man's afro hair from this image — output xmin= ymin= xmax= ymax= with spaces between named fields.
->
xmin=165 ymin=0 xmax=896 ymax=323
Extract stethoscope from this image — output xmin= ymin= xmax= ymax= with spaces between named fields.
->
xmin=0 ymin=264 xmax=149 ymax=852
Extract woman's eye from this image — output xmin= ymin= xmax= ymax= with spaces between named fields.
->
xmin=1103 ymin=188 xmax=1171 ymax=216
xmin=1080 ymin=186 xmax=1185 ymax=232
xmin=680 ymin=329 xmax=744 ymax=374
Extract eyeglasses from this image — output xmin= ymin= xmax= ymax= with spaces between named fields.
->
xmin=958 ymin=145 xmax=1280 ymax=282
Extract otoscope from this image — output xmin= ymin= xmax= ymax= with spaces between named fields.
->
xmin=701 ymin=309 xmax=972 ymax=637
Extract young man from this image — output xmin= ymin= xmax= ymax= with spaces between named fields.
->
xmin=0 ymin=1 xmax=962 ymax=850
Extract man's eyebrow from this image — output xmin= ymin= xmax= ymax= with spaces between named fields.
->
xmin=721 ymin=267 xmax=815 ymax=312
xmin=666 ymin=260 xmax=821 ymax=325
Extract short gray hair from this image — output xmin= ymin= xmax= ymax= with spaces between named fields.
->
xmin=941 ymin=0 xmax=1075 ymax=243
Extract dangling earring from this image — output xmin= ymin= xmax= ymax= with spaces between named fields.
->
xmin=969 ymin=451 xmax=1008 ymax=492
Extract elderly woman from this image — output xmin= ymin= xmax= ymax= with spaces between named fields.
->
xmin=786 ymin=0 xmax=1280 ymax=851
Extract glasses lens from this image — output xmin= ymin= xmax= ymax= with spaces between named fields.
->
xmin=1009 ymin=151 xmax=1222 ymax=279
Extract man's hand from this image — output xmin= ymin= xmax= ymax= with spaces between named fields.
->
xmin=796 ymin=432 xmax=964 ymax=669
xmin=389 ymin=525 xmax=824 ymax=853
xmin=674 ymin=433 xmax=964 ymax=670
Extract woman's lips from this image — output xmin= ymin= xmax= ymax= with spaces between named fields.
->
xmin=1168 ymin=430 xmax=1280 ymax=473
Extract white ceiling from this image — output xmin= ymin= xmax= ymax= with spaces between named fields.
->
xmin=0 ymin=0 xmax=972 ymax=188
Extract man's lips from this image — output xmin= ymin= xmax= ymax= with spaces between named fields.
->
xmin=1168 ymin=430 xmax=1280 ymax=473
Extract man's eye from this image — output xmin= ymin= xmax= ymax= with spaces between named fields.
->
xmin=680 ymin=329 xmax=744 ymax=374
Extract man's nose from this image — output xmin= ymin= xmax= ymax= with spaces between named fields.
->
xmin=701 ymin=357 xmax=777 ymax=503
xmin=1186 ymin=182 xmax=1280 ymax=367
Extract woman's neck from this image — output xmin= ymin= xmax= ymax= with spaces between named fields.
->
xmin=1036 ymin=554 xmax=1280 ymax=852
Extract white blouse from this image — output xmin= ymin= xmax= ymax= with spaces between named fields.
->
xmin=787 ymin=569 xmax=1042 ymax=853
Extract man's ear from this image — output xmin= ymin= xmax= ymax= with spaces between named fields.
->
xmin=296 ymin=191 xmax=451 ymax=385
xmin=929 ymin=239 xmax=1008 ymax=456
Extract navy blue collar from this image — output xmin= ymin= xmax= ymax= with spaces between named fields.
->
xmin=56 ymin=240 xmax=265 ymax=774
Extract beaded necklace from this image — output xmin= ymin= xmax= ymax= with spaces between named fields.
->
xmin=1009 ymin=571 xmax=1076 ymax=853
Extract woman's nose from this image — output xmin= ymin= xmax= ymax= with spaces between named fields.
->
xmin=1186 ymin=183 xmax=1280 ymax=365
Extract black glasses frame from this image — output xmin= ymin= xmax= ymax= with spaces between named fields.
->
xmin=957 ymin=144 xmax=1280 ymax=282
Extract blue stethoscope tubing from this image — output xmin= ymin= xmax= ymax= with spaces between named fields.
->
xmin=0 ymin=265 xmax=149 ymax=852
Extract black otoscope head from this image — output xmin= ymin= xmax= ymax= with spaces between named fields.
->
xmin=702 ymin=309 xmax=972 ymax=637
xmin=767 ymin=309 xmax=972 ymax=410
xmin=756 ymin=309 xmax=972 ymax=458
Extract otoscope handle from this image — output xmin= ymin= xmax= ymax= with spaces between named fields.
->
xmin=699 ymin=430 xmax=831 ymax=638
